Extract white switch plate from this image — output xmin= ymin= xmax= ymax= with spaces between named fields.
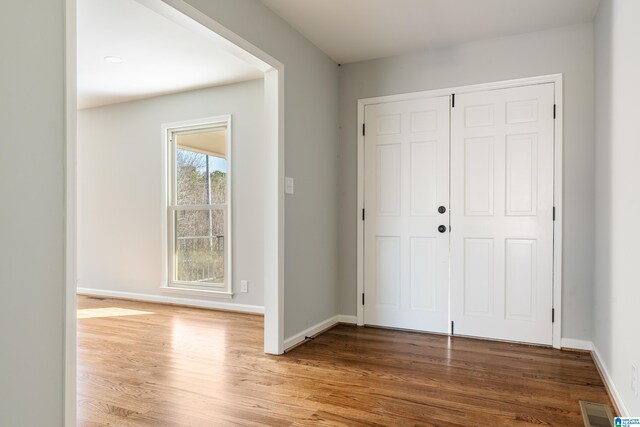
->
xmin=632 ymin=364 xmax=638 ymax=396
xmin=240 ymin=280 xmax=248 ymax=293
xmin=285 ymin=176 xmax=294 ymax=195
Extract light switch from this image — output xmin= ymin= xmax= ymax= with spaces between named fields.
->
xmin=285 ymin=176 xmax=294 ymax=194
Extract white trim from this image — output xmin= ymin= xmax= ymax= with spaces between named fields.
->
xmin=162 ymin=115 xmax=233 ymax=295
xmin=356 ymin=74 xmax=564 ymax=349
xmin=262 ymin=66 xmax=285 ymax=355
xmin=552 ymin=77 xmax=564 ymax=350
xmin=159 ymin=286 xmax=234 ymax=299
xmin=358 ymin=74 xmax=563 ymax=106
xmin=356 ymin=101 xmax=365 ymax=327
xmin=592 ymin=344 xmax=630 ymax=417
xmin=284 ymin=315 xmax=341 ymax=351
xmin=64 ymin=0 xmax=77 ymax=425
xmin=337 ymin=315 xmax=358 ymax=324
xmin=561 ymin=338 xmax=593 ymax=351
xmin=77 ymin=287 xmax=264 ymax=314
xmin=284 ymin=315 xmax=359 ymax=351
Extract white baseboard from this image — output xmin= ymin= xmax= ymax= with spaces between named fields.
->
xmin=77 ymin=287 xmax=264 ymax=314
xmin=283 ymin=315 xmax=336 ymax=351
xmin=592 ymin=344 xmax=629 ymax=417
xmin=560 ymin=338 xmax=628 ymax=416
xmin=283 ymin=314 xmax=359 ymax=351
xmin=337 ymin=315 xmax=357 ymax=324
xmin=561 ymin=338 xmax=593 ymax=351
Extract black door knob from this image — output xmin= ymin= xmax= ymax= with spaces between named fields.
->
xmin=438 ymin=225 xmax=447 ymax=233
xmin=438 ymin=206 xmax=446 ymax=214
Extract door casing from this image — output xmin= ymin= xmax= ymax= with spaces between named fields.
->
xmin=356 ymin=74 xmax=563 ymax=349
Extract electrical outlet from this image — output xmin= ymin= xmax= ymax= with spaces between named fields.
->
xmin=632 ymin=364 xmax=638 ymax=396
xmin=240 ymin=280 xmax=248 ymax=293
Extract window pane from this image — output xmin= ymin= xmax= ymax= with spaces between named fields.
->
xmin=176 ymin=148 xmax=227 ymax=206
xmin=209 ymin=158 xmax=226 ymax=204
xmin=174 ymin=208 xmax=225 ymax=284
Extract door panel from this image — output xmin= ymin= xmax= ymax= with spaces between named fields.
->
xmin=410 ymin=141 xmax=438 ymax=215
xmin=409 ymin=237 xmax=437 ymax=311
xmin=505 ymin=239 xmax=537 ymax=320
xmin=376 ymin=145 xmax=401 ymax=215
xmin=463 ymin=238 xmax=494 ymax=317
xmin=464 ymin=137 xmax=494 ymax=216
xmin=506 ymin=134 xmax=538 ymax=216
xmin=364 ymin=97 xmax=450 ymax=333
xmin=376 ymin=236 xmax=401 ymax=306
xmin=450 ymin=83 xmax=555 ymax=345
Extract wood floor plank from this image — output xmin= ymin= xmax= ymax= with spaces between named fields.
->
xmin=77 ymin=296 xmax=614 ymax=426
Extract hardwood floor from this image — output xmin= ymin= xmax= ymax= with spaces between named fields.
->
xmin=78 ymin=296 xmax=613 ymax=426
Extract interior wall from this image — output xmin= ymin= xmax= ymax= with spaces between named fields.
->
xmin=0 ymin=1 xmax=65 ymax=425
xmin=77 ymin=80 xmax=265 ymax=309
xmin=594 ymin=0 xmax=640 ymax=415
xmin=184 ymin=0 xmax=341 ymax=338
xmin=0 ymin=0 xmax=609 ymax=424
xmin=338 ymin=22 xmax=596 ymax=341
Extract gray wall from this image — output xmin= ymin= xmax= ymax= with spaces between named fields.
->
xmin=0 ymin=1 xmax=65 ymax=425
xmin=338 ymin=23 xmax=596 ymax=340
xmin=594 ymin=0 xmax=640 ymax=415
xmin=0 ymin=0 xmax=341 ymax=422
xmin=184 ymin=0 xmax=341 ymax=337
xmin=77 ymin=80 xmax=265 ymax=308
xmin=0 ymin=0 xmax=611 ymax=422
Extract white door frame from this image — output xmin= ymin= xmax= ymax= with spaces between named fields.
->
xmin=356 ymin=74 xmax=563 ymax=349
xmin=65 ymin=0 xmax=286 ymax=425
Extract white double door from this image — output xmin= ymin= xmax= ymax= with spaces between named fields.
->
xmin=363 ymin=83 xmax=555 ymax=345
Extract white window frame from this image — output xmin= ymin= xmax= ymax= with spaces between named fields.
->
xmin=161 ymin=115 xmax=233 ymax=298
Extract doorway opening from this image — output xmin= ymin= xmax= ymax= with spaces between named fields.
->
xmin=65 ymin=0 xmax=285 ymax=424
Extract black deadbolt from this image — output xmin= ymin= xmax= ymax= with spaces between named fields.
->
xmin=438 ymin=225 xmax=447 ymax=233
xmin=438 ymin=206 xmax=447 ymax=214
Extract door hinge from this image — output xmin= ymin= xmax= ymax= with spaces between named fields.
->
xmin=552 ymin=308 xmax=555 ymax=323
xmin=451 ymin=94 xmax=455 ymax=108
xmin=553 ymin=206 xmax=556 ymax=221
xmin=362 ymin=208 xmax=365 ymax=221
xmin=451 ymin=321 xmax=455 ymax=335
xmin=553 ymin=104 xmax=556 ymax=119
xmin=362 ymin=293 xmax=365 ymax=305
xmin=362 ymin=123 xmax=366 ymax=136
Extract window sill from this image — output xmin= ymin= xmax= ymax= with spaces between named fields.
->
xmin=160 ymin=286 xmax=234 ymax=299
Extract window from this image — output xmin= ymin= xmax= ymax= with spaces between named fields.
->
xmin=166 ymin=117 xmax=231 ymax=295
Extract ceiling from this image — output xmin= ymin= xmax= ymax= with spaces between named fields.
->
xmin=260 ymin=0 xmax=601 ymax=64
xmin=77 ymin=0 xmax=263 ymax=109
xmin=177 ymin=129 xmax=227 ymax=158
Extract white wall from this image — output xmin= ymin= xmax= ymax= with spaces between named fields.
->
xmin=594 ymin=0 xmax=640 ymax=416
xmin=184 ymin=0 xmax=341 ymax=338
xmin=338 ymin=23 xmax=596 ymax=341
xmin=78 ymin=80 xmax=265 ymax=309
xmin=0 ymin=1 xmax=65 ymax=425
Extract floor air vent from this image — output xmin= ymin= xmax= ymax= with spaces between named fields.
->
xmin=579 ymin=400 xmax=614 ymax=427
